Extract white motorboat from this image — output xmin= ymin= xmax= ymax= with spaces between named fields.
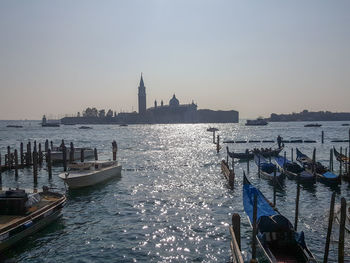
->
xmin=50 ymin=147 xmax=94 ymax=162
xmin=58 ymin=161 xmax=122 ymax=189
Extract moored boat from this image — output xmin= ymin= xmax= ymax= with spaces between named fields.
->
xmin=304 ymin=123 xmax=322 ymax=127
xmin=296 ymin=148 xmax=340 ymax=184
xmin=227 ymin=147 xmax=283 ymax=160
xmin=243 ymin=175 xmax=317 ymax=263
xmin=59 ymin=160 xmax=122 ymax=189
xmin=0 ymin=187 xmax=66 ymax=252
xmin=254 ymin=154 xmax=283 ymax=182
xmin=333 ymin=147 xmax=350 ymax=165
xmin=245 ymin=118 xmax=268 ymax=126
xmin=274 ymin=156 xmax=315 ymax=183
xmin=50 ymin=147 xmax=94 ymax=162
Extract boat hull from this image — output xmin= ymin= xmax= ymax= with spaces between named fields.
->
xmin=50 ymin=149 xmax=94 ymax=162
xmin=60 ymin=165 xmax=122 ymax=189
xmin=0 ymin=209 xmax=62 ymax=252
xmin=0 ymin=191 xmax=66 ymax=252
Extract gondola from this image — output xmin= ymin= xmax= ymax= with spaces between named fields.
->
xmin=243 ymin=175 xmax=317 ymax=263
xmin=254 ymin=154 xmax=283 ymax=182
xmin=227 ymin=147 xmax=283 ymax=160
xmin=274 ymin=156 xmax=315 ymax=183
xmin=333 ymin=147 xmax=350 ymax=165
xmin=296 ymin=148 xmax=340 ymax=184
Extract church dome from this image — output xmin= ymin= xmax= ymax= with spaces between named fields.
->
xmin=169 ymin=94 xmax=179 ymax=107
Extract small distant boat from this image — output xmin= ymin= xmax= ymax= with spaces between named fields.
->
xmin=342 ymin=124 xmax=350 ymax=126
xmin=274 ymin=156 xmax=315 ymax=183
xmin=304 ymin=123 xmax=322 ymax=127
xmin=0 ymin=187 xmax=66 ymax=252
xmin=79 ymin=126 xmax=92 ymax=129
xmin=119 ymin=124 xmax=128 ymax=127
xmin=243 ymin=175 xmax=317 ymax=263
xmin=296 ymin=148 xmax=340 ymax=184
xmin=207 ymin=127 xmax=219 ymax=132
xmin=245 ymin=118 xmax=268 ymax=126
xmin=6 ymin=125 xmax=23 ymax=128
xmin=50 ymin=147 xmax=94 ymax=162
xmin=227 ymin=147 xmax=283 ymax=160
xmin=42 ymin=115 xmax=60 ymax=127
xmin=254 ymin=154 xmax=283 ymax=182
xmin=59 ymin=161 xmax=122 ymax=189
xmin=333 ymin=147 xmax=350 ymax=165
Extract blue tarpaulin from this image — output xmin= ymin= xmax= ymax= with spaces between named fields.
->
xmin=243 ymin=182 xmax=277 ymax=224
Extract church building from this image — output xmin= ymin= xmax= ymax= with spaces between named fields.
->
xmin=135 ymin=74 xmax=238 ymax=124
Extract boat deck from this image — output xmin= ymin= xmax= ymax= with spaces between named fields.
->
xmin=0 ymin=196 xmax=59 ymax=232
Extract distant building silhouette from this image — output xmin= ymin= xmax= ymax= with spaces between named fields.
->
xmin=60 ymin=74 xmax=239 ymax=124
xmin=138 ymin=74 xmax=146 ymax=114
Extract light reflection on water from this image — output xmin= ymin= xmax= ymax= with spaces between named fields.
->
xmin=0 ymin=121 xmax=349 ymax=262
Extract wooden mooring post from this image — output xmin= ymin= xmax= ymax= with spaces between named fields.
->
xmin=216 ymin=135 xmax=220 ymax=153
xmin=20 ymin=142 xmax=24 ymax=166
xmin=69 ymin=142 xmax=74 ymax=164
xmin=62 ymin=146 xmax=67 ymax=172
xmin=323 ymin=192 xmax=335 ymax=263
xmin=312 ymin=148 xmax=316 ymax=175
xmin=329 ymin=148 xmax=333 ymax=172
xmin=338 ymin=197 xmax=346 ymax=263
xmin=81 ymin=148 xmax=85 ymax=162
xmin=94 ymin=148 xmax=98 ymax=161
xmin=321 ymin=130 xmax=324 ymax=144
xmin=47 ymin=149 xmax=52 ymax=179
xmin=14 ymin=149 xmax=18 ymax=178
xmin=229 ymin=213 xmax=244 ymax=263
xmin=7 ymin=146 xmax=11 ymax=170
xmin=258 ymin=155 xmax=261 ymax=178
xmin=45 ymin=139 xmax=49 ymax=152
xmin=38 ymin=143 xmax=43 ymax=165
xmin=291 ymin=148 xmax=294 ymax=162
xmin=27 ymin=141 xmax=32 ymax=166
xmin=294 ymin=175 xmax=300 ymax=231
xmin=112 ymin=140 xmax=118 ymax=161
xmin=33 ymin=150 xmax=38 ymax=186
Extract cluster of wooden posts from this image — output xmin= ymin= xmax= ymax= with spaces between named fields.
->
xmin=0 ymin=139 xmax=118 ymax=187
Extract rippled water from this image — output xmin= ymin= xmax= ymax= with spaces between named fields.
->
xmin=0 ymin=120 xmax=350 ymax=262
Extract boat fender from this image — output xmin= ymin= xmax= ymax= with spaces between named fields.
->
xmin=65 ymin=172 xmax=69 ymax=178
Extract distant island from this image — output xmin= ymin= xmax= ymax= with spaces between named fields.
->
xmin=266 ymin=110 xmax=350 ymax=122
xmin=60 ymin=74 xmax=239 ymax=125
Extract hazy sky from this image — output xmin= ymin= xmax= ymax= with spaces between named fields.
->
xmin=0 ymin=1 xmax=349 ymax=120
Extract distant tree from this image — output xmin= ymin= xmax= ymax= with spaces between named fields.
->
xmin=83 ymin=107 xmax=98 ymax=117
xmin=99 ymin=109 xmax=106 ymax=118
xmin=77 ymin=112 xmax=80 ymax=117
xmin=106 ymin=109 xmax=113 ymax=118
xmin=114 ymin=111 xmax=117 ymax=117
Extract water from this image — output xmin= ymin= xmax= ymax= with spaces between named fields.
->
xmin=0 ymin=120 xmax=350 ymax=262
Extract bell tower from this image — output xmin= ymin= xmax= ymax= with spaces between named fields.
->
xmin=138 ymin=73 xmax=146 ymax=114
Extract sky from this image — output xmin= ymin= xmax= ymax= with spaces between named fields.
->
xmin=0 ymin=0 xmax=349 ymax=120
